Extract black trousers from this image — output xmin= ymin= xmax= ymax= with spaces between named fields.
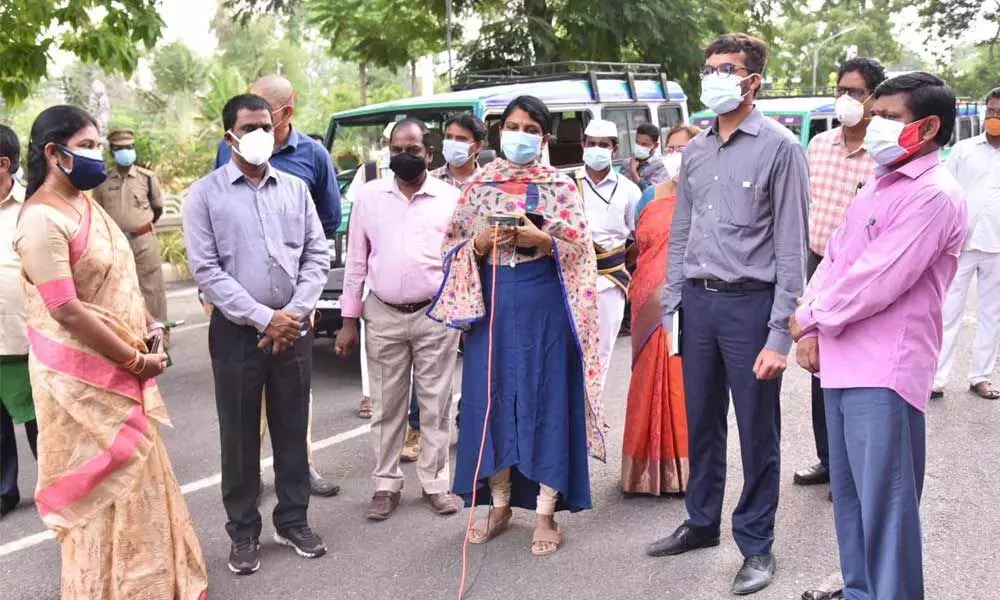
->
xmin=681 ymin=280 xmax=782 ymax=557
xmin=0 ymin=402 xmax=38 ymax=504
xmin=209 ymin=311 xmax=312 ymax=542
xmin=806 ymin=250 xmax=829 ymax=469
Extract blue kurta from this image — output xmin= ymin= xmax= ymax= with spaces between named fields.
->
xmin=452 ymin=258 xmax=592 ymax=512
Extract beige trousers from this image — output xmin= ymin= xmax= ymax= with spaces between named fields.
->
xmin=364 ymin=295 xmax=459 ymax=494
xmin=130 ymin=232 xmax=167 ymax=321
xmin=489 ymin=468 xmax=559 ymax=515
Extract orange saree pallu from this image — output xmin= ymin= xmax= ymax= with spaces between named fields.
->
xmin=620 ymin=186 xmax=689 ymax=495
xmin=15 ymin=197 xmax=207 ymax=599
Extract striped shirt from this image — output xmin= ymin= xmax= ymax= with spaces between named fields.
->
xmin=806 ymin=127 xmax=876 ymax=255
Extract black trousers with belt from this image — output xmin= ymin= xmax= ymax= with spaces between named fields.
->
xmin=209 ymin=311 xmax=313 ymax=543
xmin=806 ymin=250 xmax=829 ymax=469
xmin=681 ymin=279 xmax=782 ymax=557
xmin=0 ymin=403 xmax=38 ymax=505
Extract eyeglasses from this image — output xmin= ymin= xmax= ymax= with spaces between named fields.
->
xmin=836 ymin=86 xmax=869 ymax=102
xmin=700 ymin=63 xmax=751 ymax=78
xmin=986 ymin=109 xmax=1000 ymax=119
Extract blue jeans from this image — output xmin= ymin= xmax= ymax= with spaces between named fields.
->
xmin=825 ymin=387 xmax=925 ymax=600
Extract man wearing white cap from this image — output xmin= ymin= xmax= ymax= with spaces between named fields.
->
xmin=578 ymin=119 xmax=642 ymax=391
xmin=346 ymin=122 xmax=396 ymax=203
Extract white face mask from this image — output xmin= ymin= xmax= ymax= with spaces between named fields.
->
xmin=230 ymin=128 xmax=274 ymax=166
xmin=835 ymin=94 xmax=867 ymax=128
xmin=633 ymin=144 xmax=653 ymax=161
xmin=442 ymin=139 xmax=473 ymax=167
xmin=583 ymin=146 xmax=613 ymax=172
xmin=13 ymin=165 xmax=24 ymax=184
xmin=700 ymin=73 xmax=752 ymax=115
xmin=663 ymin=151 xmax=683 ymax=177
xmin=374 ymin=148 xmax=390 ymax=165
xmin=863 ymin=116 xmax=907 ymax=166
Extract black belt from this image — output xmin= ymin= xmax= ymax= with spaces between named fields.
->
xmin=691 ymin=278 xmax=774 ymax=293
xmin=374 ymin=295 xmax=432 ymax=314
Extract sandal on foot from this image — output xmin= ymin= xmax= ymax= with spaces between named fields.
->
xmin=358 ymin=397 xmax=373 ymax=419
xmin=970 ymin=382 xmax=1000 ymax=400
xmin=467 ymin=511 xmax=512 ymax=544
xmin=530 ymin=524 xmax=563 ymax=557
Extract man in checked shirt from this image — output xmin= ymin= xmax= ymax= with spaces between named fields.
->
xmin=792 ymin=58 xmax=886 ymax=493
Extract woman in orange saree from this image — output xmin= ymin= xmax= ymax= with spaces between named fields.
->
xmin=621 ymin=125 xmax=700 ymax=496
xmin=14 ymin=106 xmax=207 ymax=599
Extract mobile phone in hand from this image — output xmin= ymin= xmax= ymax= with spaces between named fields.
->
xmin=487 ymin=214 xmax=521 ymax=229
xmin=146 ymin=335 xmax=162 ymax=354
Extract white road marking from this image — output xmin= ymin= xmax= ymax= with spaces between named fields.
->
xmin=0 ymin=424 xmax=370 ymax=558
xmin=170 ymin=321 xmax=209 ymax=335
xmin=165 ymin=286 xmax=199 ymax=300
xmin=0 ymin=393 xmax=460 ymax=558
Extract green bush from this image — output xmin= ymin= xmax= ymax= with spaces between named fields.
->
xmin=157 ymin=230 xmax=190 ymax=278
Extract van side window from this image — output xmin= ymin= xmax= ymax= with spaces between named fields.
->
xmin=604 ymin=107 xmax=652 ymax=157
xmin=959 ymin=117 xmax=973 ymax=142
xmin=658 ymin=105 xmax=684 ymax=141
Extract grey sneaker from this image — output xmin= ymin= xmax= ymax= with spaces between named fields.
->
xmin=228 ymin=539 xmax=261 ymax=575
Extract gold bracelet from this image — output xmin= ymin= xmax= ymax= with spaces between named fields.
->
xmin=122 ymin=349 xmax=141 ymax=371
xmin=472 ymin=239 xmax=485 ymax=258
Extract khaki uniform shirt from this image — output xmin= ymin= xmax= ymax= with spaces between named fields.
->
xmin=93 ymin=165 xmax=164 ymax=233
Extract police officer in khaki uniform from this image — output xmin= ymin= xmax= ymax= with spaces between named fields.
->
xmin=93 ymin=128 xmax=168 ymax=321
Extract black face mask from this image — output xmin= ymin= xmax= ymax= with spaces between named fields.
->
xmin=389 ymin=152 xmax=427 ymax=183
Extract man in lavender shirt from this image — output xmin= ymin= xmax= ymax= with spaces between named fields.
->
xmin=792 ymin=73 xmax=966 ymax=600
xmin=183 ymin=94 xmax=330 ymax=576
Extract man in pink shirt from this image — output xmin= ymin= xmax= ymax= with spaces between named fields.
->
xmin=334 ymin=119 xmax=463 ymax=521
xmin=792 ymin=73 xmax=967 ymax=600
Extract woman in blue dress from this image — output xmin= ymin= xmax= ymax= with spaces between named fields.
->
xmin=428 ymin=95 xmax=606 ymax=556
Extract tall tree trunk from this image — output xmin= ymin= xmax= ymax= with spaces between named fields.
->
xmin=359 ymin=62 xmax=368 ymax=105
xmin=410 ymin=60 xmax=418 ymax=97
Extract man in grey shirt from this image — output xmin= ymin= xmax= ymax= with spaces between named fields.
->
xmin=646 ymin=34 xmax=809 ymax=596
xmin=183 ymin=94 xmax=330 ymax=576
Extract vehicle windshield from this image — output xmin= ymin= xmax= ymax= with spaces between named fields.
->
xmin=331 ymin=106 xmax=476 ymax=174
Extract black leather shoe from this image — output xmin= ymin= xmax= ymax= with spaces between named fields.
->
xmin=0 ymin=495 xmax=19 ymax=519
xmin=646 ymin=523 xmax=720 ymax=557
xmin=732 ymin=554 xmax=776 ymax=595
xmin=793 ymin=463 xmax=830 ymax=486
xmin=310 ymin=468 xmax=341 ymax=498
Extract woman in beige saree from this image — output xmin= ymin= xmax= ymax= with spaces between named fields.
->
xmin=14 ymin=105 xmax=207 ymax=599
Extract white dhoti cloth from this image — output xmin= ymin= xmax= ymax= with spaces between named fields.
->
xmin=596 ymin=286 xmax=627 ymax=393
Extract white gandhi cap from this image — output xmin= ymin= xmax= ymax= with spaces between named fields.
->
xmin=584 ymin=119 xmax=618 ymax=140
xmin=382 ymin=122 xmax=396 ymax=140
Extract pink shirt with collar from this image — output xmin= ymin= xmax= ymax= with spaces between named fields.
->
xmin=341 ymin=174 xmax=460 ymax=318
xmin=796 ymin=150 xmax=967 ymax=412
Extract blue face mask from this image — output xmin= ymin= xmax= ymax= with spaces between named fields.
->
xmin=501 ymin=130 xmax=543 ymax=165
xmin=59 ymin=146 xmax=108 ymax=191
xmin=113 ymin=148 xmax=136 ymax=167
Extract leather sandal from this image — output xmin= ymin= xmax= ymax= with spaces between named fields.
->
xmin=970 ymin=381 xmax=1000 ymax=400
xmin=358 ymin=396 xmax=373 ymax=419
xmin=530 ymin=524 xmax=563 ymax=557
xmin=468 ymin=510 xmax=512 ymax=544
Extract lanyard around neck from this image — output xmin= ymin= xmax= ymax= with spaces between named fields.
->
xmin=584 ymin=176 xmax=618 ymax=206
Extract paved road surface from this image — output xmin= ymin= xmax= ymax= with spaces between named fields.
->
xmin=2 ymin=287 xmax=999 ymax=599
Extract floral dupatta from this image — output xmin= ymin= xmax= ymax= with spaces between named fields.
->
xmin=16 ymin=196 xmax=169 ymax=535
xmin=427 ymin=159 xmax=608 ymax=461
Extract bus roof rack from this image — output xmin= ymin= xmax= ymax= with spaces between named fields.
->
xmin=757 ymin=88 xmax=836 ymax=99
xmin=453 ymin=61 xmax=670 ymax=103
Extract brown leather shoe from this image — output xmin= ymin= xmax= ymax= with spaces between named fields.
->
xmin=424 ymin=491 xmax=462 ymax=515
xmin=365 ymin=491 xmax=401 ymax=521
xmin=400 ymin=428 xmax=421 ymax=463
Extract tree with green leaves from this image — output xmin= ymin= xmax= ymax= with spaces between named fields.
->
xmin=763 ymin=0 xmax=903 ymax=93
xmin=308 ymin=0 xmax=447 ymax=104
xmin=151 ymin=41 xmax=207 ymax=96
xmin=0 ymin=0 xmax=164 ymax=104
xmin=919 ymin=0 xmax=1000 ymax=55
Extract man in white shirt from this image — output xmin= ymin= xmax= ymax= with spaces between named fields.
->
xmin=577 ymin=119 xmax=642 ymax=391
xmin=0 ymin=125 xmax=37 ymax=518
xmin=933 ymin=87 xmax=1000 ymax=400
